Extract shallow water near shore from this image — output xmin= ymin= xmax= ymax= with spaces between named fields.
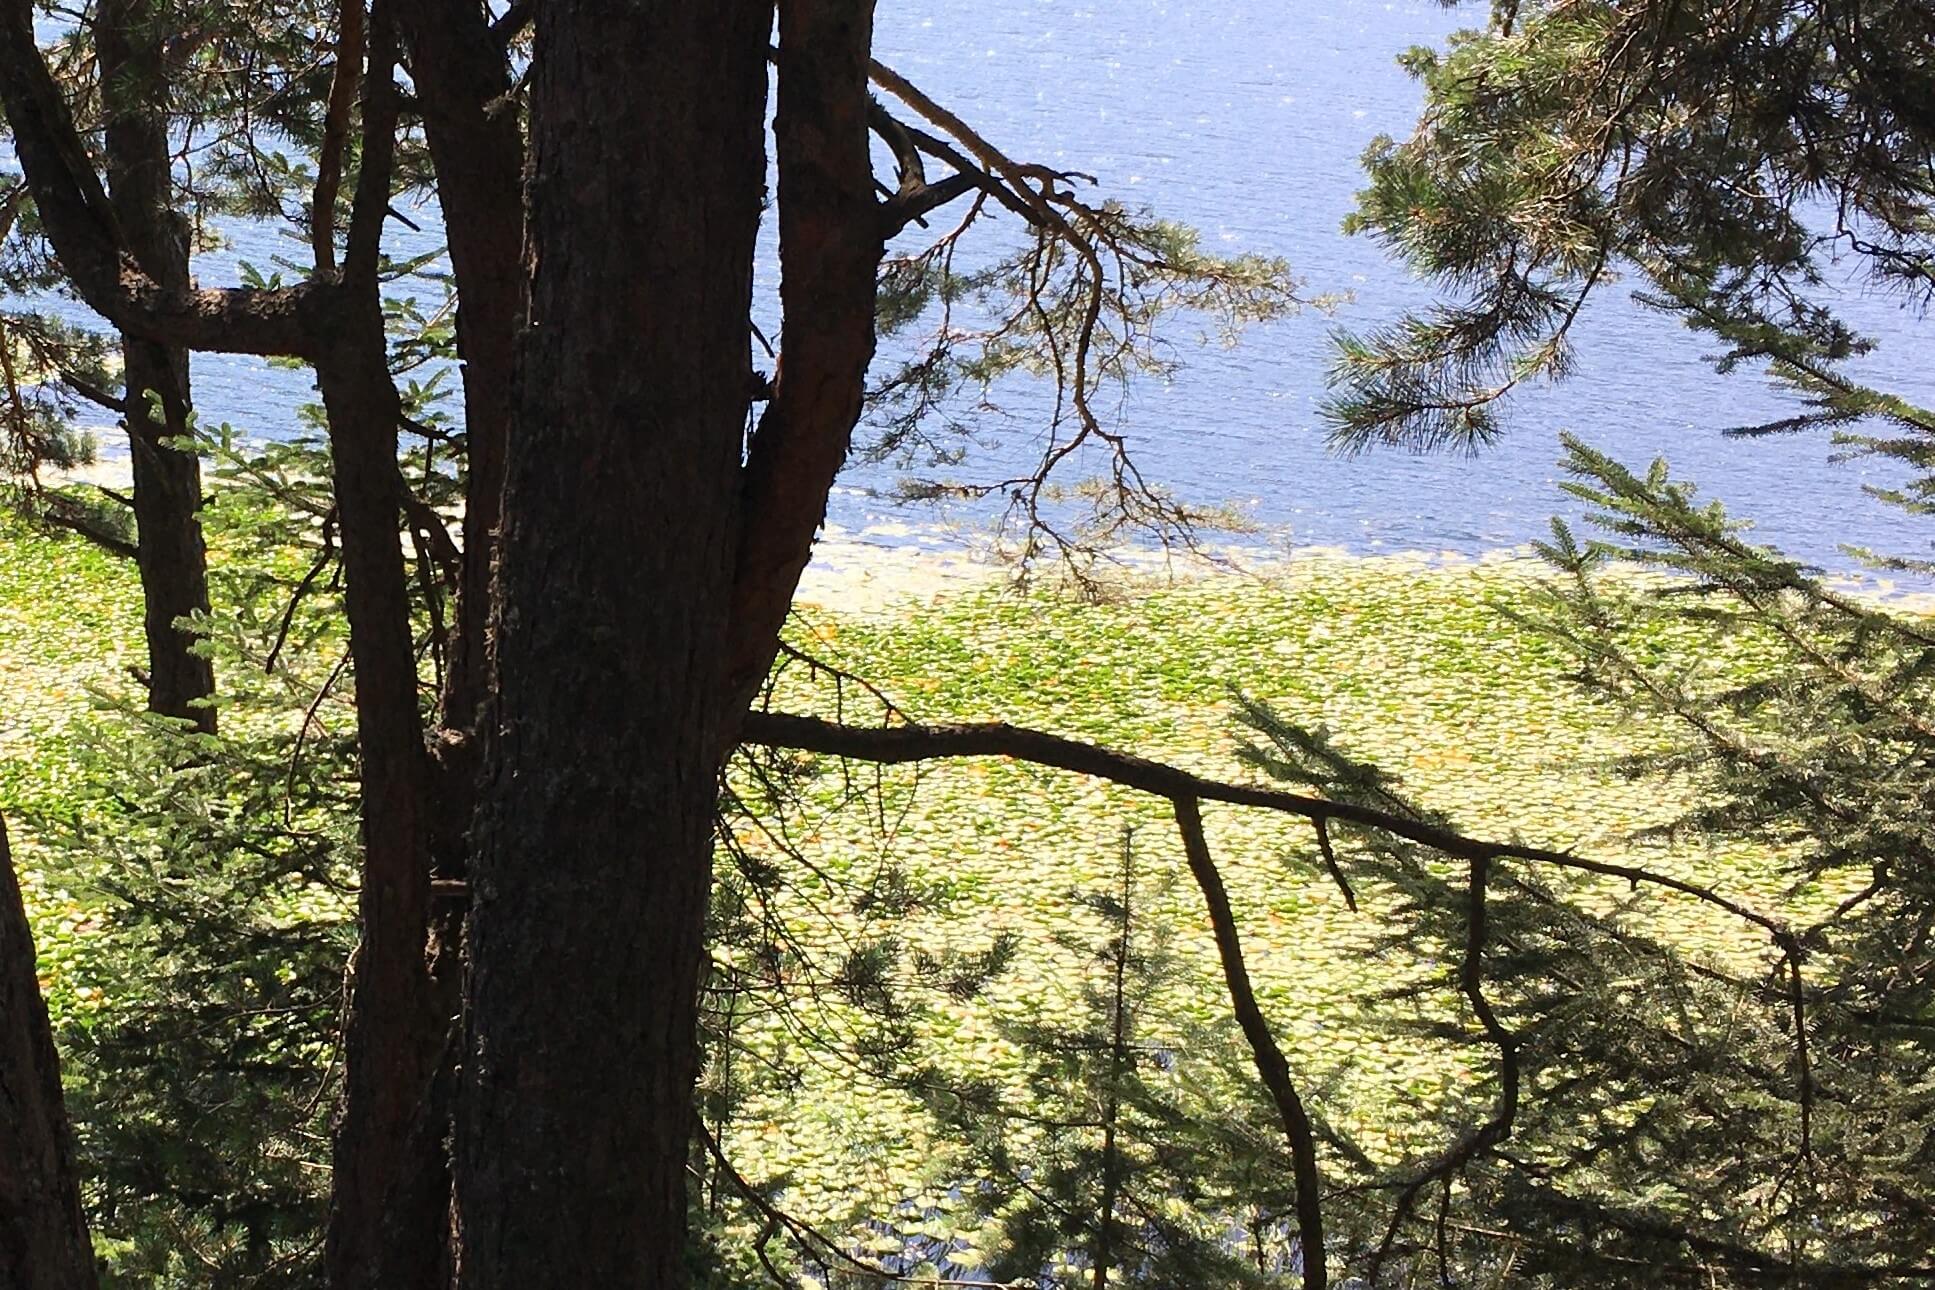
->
xmin=23 ymin=0 xmax=1934 ymax=577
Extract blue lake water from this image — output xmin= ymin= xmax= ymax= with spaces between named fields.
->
xmin=23 ymin=1 xmax=1935 ymax=573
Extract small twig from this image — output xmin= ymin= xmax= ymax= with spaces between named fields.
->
xmin=1313 ymin=816 xmax=1357 ymax=912
xmin=266 ymin=509 xmax=340 ymax=673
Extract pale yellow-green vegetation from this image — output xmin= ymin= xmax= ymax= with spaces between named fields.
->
xmin=716 ymin=556 xmax=1814 ymax=1239
xmin=2 ymin=520 xmax=142 ymax=1007
xmin=0 ymin=518 xmax=1811 ymax=1250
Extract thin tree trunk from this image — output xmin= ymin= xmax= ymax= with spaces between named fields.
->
xmin=394 ymin=10 xmax=525 ymax=1034
xmin=316 ymin=333 xmax=445 ymax=1290
xmin=98 ymin=0 xmax=217 ymax=734
xmin=454 ymin=1 xmax=770 ymax=1283
xmin=395 ymin=0 xmax=522 ymax=741
xmin=0 ymin=816 xmax=101 ymax=1290
xmin=318 ymin=11 xmax=447 ymax=1284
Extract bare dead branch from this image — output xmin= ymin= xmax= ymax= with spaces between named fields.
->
xmin=1173 ymin=794 xmax=1328 ymax=1290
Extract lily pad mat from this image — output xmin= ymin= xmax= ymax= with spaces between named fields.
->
xmin=0 ymin=520 xmax=1804 ymax=1237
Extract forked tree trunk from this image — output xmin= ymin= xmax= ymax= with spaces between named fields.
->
xmin=453 ymin=0 xmax=771 ymax=1283
xmin=98 ymin=0 xmax=217 ymax=734
xmin=317 ymin=13 xmax=448 ymax=1284
xmin=394 ymin=0 xmax=523 ymax=740
xmin=0 ymin=816 xmax=100 ymax=1290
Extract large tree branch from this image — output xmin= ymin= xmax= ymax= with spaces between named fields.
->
xmin=0 ymin=0 xmax=330 ymax=357
xmin=867 ymin=98 xmax=985 ymax=235
xmin=738 ymin=711 xmax=1792 ymax=940
xmin=721 ymin=0 xmax=885 ymax=723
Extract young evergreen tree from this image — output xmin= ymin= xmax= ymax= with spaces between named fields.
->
xmin=1316 ymin=0 xmax=1934 ymax=1281
xmin=913 ymin=830 xmax=1295 ymax=1288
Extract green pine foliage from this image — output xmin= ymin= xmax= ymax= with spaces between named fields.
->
xmin=1327 ymin=0 xmax=1934 ymax=458
xmin=26 ymin=455 xmax=362 ymax=1286
xmin=907 ymin=829 xmax=1296 ymax=1288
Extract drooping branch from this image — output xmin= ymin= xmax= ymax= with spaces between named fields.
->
xmin=1313 ymin=817 xmax=1356 ymax=912
xmin=1173 ymin=795 xmax=1328 ymax=1290
xmin=23 ymin=491 xmax=140 ymax=560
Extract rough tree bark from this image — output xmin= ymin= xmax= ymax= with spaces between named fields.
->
xmin=97 ymin=0 xmax=217 ymax=733
xmin=394 ymin=0 xmax=522 ymax=739
xmin=315 ymin=328 xmax=445 ymax=1290
xmin=452 ymin=0 xmax=771 ymax=1282
xmin=0 ymin=817 xmax=100 ymax=1290
xmin=721 ymin=0 xmax=885 ymax=721
xmin=315 ymin=12 xmax=447 ymax=1287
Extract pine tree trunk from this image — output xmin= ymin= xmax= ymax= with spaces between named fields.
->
xmin=453 ymin=1 xmax=769 ymax=1283
xmin=395 ymin=0 xmax=522 ymax=739
xmin=98 ymin=0 xmax=217 ymax=734
xmin=316 ymin=322 xmax=447 ymax=1289
xmin=0 ymin=816 xmax=100 ymax=1290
